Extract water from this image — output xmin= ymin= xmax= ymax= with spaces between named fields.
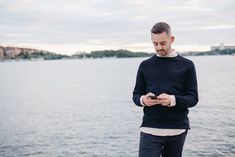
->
xmin=0 ymin=56 xmax=234 ymax=157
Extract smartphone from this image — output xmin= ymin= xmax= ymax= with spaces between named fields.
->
xmin=149 ymin=95 xmax=158 ymax=99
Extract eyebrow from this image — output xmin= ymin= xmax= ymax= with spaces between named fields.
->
xmin=153 ymin=41 xmax=167 ymax=44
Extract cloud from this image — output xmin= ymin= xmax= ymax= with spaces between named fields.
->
xmin=0 ymin=0 xmax=235 ymax=54
xmin=197 ymin=25 xmax=235 ymax=30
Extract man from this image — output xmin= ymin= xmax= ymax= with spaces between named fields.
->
xmin=132 ymin=22 xmax=198 ymax=157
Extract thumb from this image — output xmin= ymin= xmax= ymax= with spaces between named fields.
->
xmin=147 ymin=92 xmax=155 ymax=96
xmin=157 ymin=93 xmax=167 ymax=99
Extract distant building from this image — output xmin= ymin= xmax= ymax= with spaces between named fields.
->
xmin=5 ymin=47 xmax=16 ymax=58
xmin=21 ymin=48 xmax=37 ymax=54
xmin=211 ymin=43 xmax=235 ymax=51
xmin=0 ymin=46 xmax=42 ymax=60
xmin=0 ymin=46 xmax=4 ymax=59
xmin=3 ymin=46 xmax=38 ymax=58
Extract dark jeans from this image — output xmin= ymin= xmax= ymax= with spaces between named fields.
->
xmin=139 ymin=130 xmax=188 ymax=157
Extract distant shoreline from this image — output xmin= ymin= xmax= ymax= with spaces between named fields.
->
xmin=0 ymin=48 xmax=235 ymax=61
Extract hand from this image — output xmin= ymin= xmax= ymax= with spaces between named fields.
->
xmin=157 ymin=93 xmax=171 ymax=106
xmin=142 ymin=93 xmax=161 ymax=107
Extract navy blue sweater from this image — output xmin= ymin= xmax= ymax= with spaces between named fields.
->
xmin=132 ymin=55 xmax=198 ymax=129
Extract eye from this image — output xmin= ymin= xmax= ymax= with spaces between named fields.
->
xmin=160 ymin=42 xmax=166 ymax=46
xmin=153 ymin=43 xmax=158 ymax=46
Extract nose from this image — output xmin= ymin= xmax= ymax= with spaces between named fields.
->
xmin=156 ymin=44 xmax=163 ymax=50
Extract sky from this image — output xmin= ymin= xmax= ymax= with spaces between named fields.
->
xmin=0 ymin=0 xmax=235 ymax=54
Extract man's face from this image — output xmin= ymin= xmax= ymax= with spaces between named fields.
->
xmin=151 ymin=32 xmax=174 ymax=56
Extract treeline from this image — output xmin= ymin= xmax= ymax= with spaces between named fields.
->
xmin=182 ymin=49 xmax=235 ymax=56
xmin=3 ymin=48 xmax=235 ymax=61
xmin=16 ymin=51 xmax=69 ymax=60
xmin=13 ymin=49 xmax=152 ymax=60
xmin=72 ymin=49 xmax=152 ymax=58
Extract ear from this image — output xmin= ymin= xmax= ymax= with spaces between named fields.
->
xmin=170 ymin=36 xmax=175 ymax=43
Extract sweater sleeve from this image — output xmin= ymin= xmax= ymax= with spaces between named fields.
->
xmin=175 ymin=63 xmax=199 ymax=110
xmin=132 ymin=63 xmax=146 ymax=107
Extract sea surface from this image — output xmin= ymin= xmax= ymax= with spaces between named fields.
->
xmin=0 ymin=56 xmax=235 ymax=157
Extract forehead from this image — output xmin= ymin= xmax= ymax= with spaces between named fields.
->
xmin=151 ymin=32 xmax=169 ymax=42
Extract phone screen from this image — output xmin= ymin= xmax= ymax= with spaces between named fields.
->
xmin=149 ymin=95 xmax=158 ymax=99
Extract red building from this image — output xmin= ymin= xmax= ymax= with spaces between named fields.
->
xmin=0 ymin=46 xmax=4 ymax=59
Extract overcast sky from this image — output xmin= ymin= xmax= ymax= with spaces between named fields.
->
xmin=1 ymin=0 xmax=235 ymax=54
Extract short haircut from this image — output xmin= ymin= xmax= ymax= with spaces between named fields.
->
xmin=151 ymin=22 xmax=171 ymax=35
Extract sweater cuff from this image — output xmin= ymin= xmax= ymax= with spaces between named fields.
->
xmin=168 ymin=95 xmax=176 ymax=107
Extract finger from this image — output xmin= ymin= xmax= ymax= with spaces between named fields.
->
xmin=158 ymin=99 xmax=170 ymax=106
xmin=148 ymin=99 xmax=160 ymax=103
xmin=158 ymin=93 xmax=169 ymax=99
xmin=145 ymin=100 xmax=160 ymax=105
xmin=159 ymin=98 xmax=170 ymax=102
xmin=147 ymin=92 xmax=155 ymax=96
xmin=143 ymin=96 xmax=152 ymax=101
xmin=158 ymin=100 xmax=168 ymax=104
xmin=157 ymin=96 xmax=167 ymax=100
xmin=158 ymin=93 xmax=166 ymax=96
xmin=147 ymin=102 xmax=160 ymax=106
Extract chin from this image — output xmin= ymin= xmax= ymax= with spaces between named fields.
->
xmin=157 ymin=52 xmax=167 ymax=56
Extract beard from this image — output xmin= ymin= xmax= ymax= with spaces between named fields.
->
xmin=157 ymin=50 xmax=168 ymax=56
